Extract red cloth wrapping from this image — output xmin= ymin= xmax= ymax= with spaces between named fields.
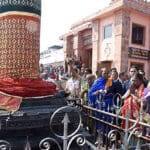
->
xmin=0 ymin=92 xmax=22 ymax=112
xmin=0 ymin=78 xmax=57 ymax=97
xmin=0 ymin=78 xmax=58 ymax=112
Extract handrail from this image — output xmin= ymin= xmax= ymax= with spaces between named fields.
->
xmin=80 ymin=104 xmax=150 ymax=128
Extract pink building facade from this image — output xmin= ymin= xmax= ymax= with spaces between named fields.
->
xmin=60 ymin=0 xmax=150 ymax=79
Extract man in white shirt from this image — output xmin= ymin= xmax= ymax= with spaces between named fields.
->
xmin=65 ymin=66 xmax=81 ymax=99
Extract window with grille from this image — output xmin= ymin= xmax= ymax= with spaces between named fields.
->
xmin=132 ymin=23 xmax=145 ymax=45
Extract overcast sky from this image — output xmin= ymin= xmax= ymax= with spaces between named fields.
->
xmin=40 ymin=0 xmax=111 ymax=51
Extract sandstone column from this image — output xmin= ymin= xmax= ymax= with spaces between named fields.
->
xmin=92 ymin=20 xmax=100 ymax=73
xmin=114 ymin=10 xmax=130 ymax=72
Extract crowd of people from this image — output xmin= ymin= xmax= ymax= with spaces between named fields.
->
xmin=40 ymin=58 xmax=150 ymax=142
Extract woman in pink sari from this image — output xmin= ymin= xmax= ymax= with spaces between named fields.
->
xmin=122 ymin=73 xmax=145 ymax=128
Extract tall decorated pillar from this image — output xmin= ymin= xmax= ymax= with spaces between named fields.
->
xmin=0 ymin=0 xmax=40 ymax=78
xmin=0 ymin=0 xmax=57 ymax=111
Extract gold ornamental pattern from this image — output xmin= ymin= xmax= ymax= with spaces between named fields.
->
xmin=0 ymin=15 xmax=40 ymax=78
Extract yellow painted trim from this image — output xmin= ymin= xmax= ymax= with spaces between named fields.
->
xmin=0 ymin=11 xmax=40 ymax=19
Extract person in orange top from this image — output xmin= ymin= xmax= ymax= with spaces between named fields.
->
xmin=121 ymin=73 xmax=145 ymax=128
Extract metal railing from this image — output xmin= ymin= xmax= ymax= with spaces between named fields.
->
xmin=76 ymin=93 xmax=150 ymax=150
xmin=0 ymin=95 xmax=149 ymax=150
xmin=0 ymin=105 xmax=94 ymax=150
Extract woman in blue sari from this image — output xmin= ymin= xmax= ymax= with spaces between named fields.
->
xmin=89 ymin=68 xmax=115 ymax=134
